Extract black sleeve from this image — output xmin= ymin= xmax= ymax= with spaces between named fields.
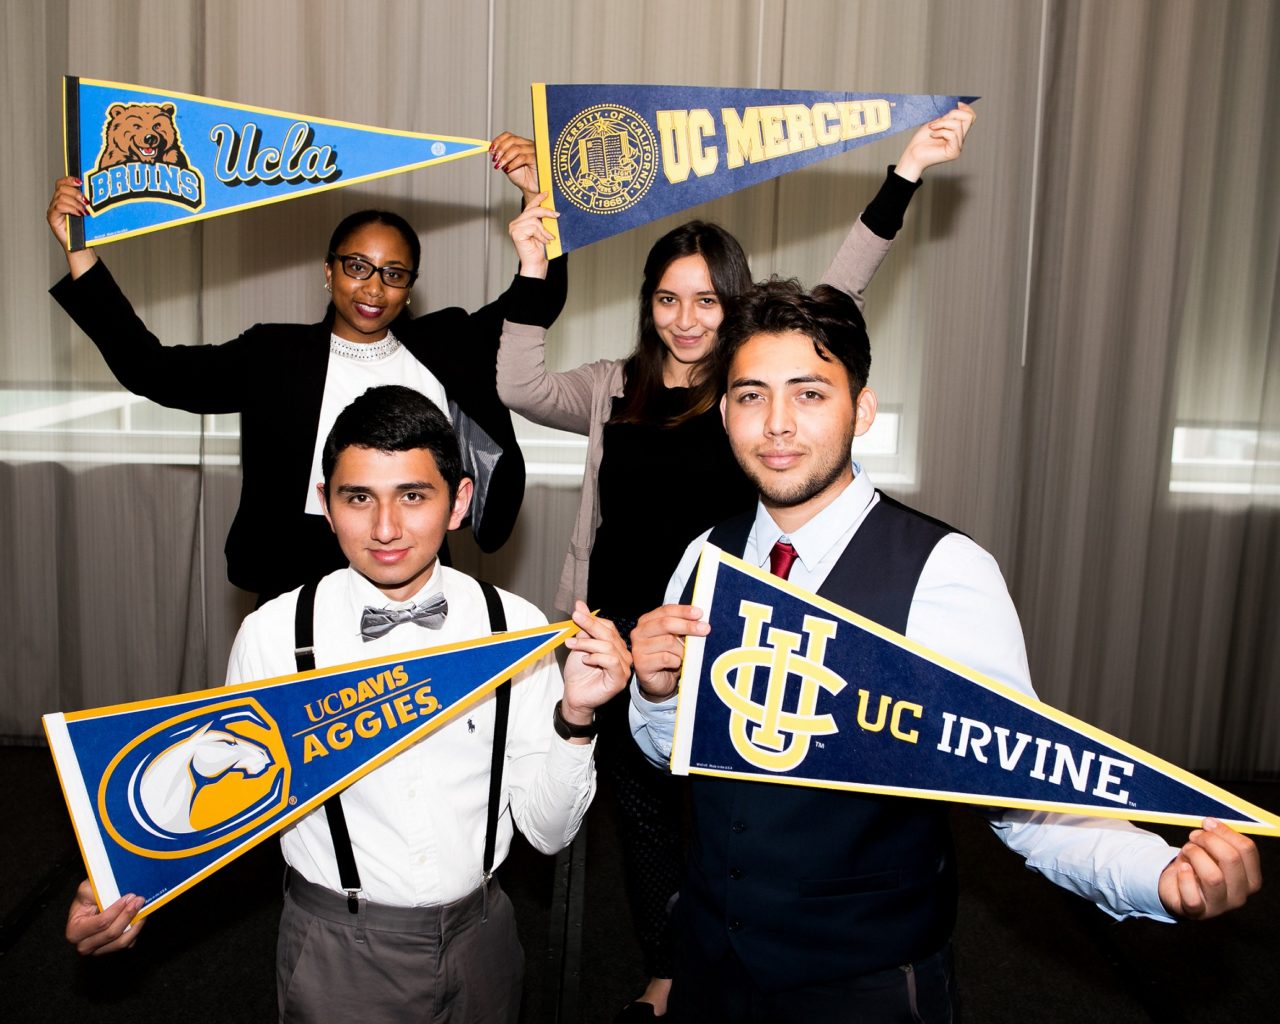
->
xmin=468 ymin=252 xmax=570 ymax=339
xmin=49 ymin=259 xmax=256 ymax=414
xmin=859 ymin=166 xmax=925 ymax=241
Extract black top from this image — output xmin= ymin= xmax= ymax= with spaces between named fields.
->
xmin=51 ymin=257 xmax=567 ymax=599
xmin=587 ymin=387 xmax=756 ymax=621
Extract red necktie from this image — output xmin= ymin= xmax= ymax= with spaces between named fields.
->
xmin=769 ymin=539 xmax=799 ymax=580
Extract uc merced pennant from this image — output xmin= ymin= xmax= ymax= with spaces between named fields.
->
xmin=532 ymin=83 xmax=976 ymax=257
xmin=670 ymin=545 xmax=1280 ymax=837
xmin=43 ymin=620 xmax=574 ymax=919
xmin=62 ymin=76 xmax=490 ymax=249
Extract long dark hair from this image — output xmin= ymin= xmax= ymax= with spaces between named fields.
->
xmin=322 ymin=210 xmax=421 ymax=331
xmin=610 ymin=221 xmax=753 ymax=426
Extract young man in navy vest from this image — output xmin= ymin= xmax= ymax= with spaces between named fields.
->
xmin=66 ymin=385 xmax=632 ymax=1024
xmin=629 ymin=281 xmax=1261 ymax=1023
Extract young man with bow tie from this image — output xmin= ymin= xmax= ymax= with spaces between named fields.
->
xmin=67 ymin=384 xmax=631 ymax=1024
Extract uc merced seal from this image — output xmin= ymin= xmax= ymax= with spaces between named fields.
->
xmin=554 ymin=104 xmax=658 ymax=215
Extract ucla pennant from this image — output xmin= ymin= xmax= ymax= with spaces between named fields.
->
xmin=670 ymin=545 xmax=1280 ymax=837
xmin=62 ymin=76 xmax=490 ymax=249
xmin=533 ymin=84 xmax=976 ymax=257
xmin=45 ymin=619 xmax=574 ymax=918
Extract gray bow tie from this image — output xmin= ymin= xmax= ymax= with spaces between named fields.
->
xmin=360 ymin=593 xmax=448 ymax=641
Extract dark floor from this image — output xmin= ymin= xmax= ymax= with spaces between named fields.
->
xmin=1 ymin=743 xmax=1277 ymax=1022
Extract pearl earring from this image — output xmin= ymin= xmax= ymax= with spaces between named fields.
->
xmin=324 ymin=281 xmax=331 ymax=292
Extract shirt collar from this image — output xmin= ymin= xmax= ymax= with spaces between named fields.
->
xmin=750 ymin=462 xmax=876 ymax=573
xmin=343 ymin=560 xmax=443 ymax=612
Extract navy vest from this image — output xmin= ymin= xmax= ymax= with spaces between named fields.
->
xmin=680 ymin=493 xmax=960 ymax=989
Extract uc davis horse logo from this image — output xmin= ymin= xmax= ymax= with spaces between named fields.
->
xmin=553 ymin=103 xmax=658 ymax=214
xmin=710 ymin=600 xmax=846 ymax=772
xmin=99 ymin=698 xmax=290 ymax=859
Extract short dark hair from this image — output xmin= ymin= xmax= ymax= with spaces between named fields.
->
xmin=322 ymin=386 xmax=462 ymax=500
xmin=326 ymin=210 xmax=421 ymax=271
xmin=715 ymin=278 xmax=871 ymax=395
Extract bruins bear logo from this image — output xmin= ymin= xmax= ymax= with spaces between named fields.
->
xmin=97 ymin=102 xmax=189 ymax=169
xmin=87 ymin=101 xmax=203 ymax=214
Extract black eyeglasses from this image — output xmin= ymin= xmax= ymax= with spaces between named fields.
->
xmin=328 ymin=252 xmax=419 ymax=289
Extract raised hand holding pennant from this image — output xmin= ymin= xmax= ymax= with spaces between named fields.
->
xmin=532 ymin=84 xmax=978 ymax=257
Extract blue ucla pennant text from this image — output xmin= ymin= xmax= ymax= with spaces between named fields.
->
xmin=209 ymin=121 xmax=339 ymax=185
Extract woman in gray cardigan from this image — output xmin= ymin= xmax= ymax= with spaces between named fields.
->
xmin=500 ymin=104 xmax=975 ymax=1020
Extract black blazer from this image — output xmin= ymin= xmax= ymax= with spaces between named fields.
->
xmin=51 ymin=257 xmax=566 ymax=598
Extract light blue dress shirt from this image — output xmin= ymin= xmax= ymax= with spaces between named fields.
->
xmin=629 ymin=467 xmax=1178 ymax=921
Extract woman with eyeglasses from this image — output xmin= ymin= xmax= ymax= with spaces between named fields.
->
xmin=46 ymin=135 xmax=554 ymax=602
xmin=499 ymin=106 xmax=975 ymax=1020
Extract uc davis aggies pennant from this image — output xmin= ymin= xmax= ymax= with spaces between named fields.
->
xmin=43 ymin=619 xmax=574 ymax=919
xmin=62 ymin=76 xmax=489 ymax=249
xmin=532 ymin=83 xmax=976 ymax=257
xmin=670 ymin=546 xmax=1280 ymax=837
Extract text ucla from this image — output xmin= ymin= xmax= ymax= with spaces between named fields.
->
xmin=210 ymin=120 xmax=339 ymax=185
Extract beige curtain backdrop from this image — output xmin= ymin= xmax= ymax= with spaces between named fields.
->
xmin=1 ymin=1 xmax=1276 ymax=780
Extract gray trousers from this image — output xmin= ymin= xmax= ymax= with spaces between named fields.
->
xmin=276 ymin=869 xmax=524 ymax=1024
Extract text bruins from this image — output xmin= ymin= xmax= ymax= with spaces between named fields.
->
xmin=655 ymin=99 xmax=891 ymax=184
xmin=298 ymin=664 xmax=441 ymax=763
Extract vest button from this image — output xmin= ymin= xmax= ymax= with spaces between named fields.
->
xmin=728 ymin=919 xmax=742 ymax=932
xmin=728 ymin=868 xmax=743 ymax=880
xmin=731 ymin=821 xmax=746 ymax=833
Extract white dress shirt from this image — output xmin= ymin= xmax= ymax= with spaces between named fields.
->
xmin=228 ymin=563 xmax=596 ymax=906
xmin=630 ymin=467 xmax=1178 ymax=921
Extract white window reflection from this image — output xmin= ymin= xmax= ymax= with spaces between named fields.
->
xmin=0 ymin=389 xmax=239 ymax=464
xmin=1169 ymin=424 xmax=1280 ymax=497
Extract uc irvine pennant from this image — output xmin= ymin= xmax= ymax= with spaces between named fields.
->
xmin=669 ymin=546 xmax=1280 ymax=837
xmin=43 ymin=619 xmax=574 ymax=919
xmin=62 ymin=76 xmax=489 ymax=249
xmin=531 ymin=84 xmax=976 ymax=257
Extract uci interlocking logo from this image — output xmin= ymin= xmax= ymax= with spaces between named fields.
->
xmin=98 ymin=698 xmax=290 ymax=859
xmin=553 ymin=104 xmax=658 ymax=214
xmin=710 ymin=600 xmax=846 ymax=772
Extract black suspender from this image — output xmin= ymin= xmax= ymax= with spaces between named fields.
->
xmin=479 ymin=581 xmax=509 ymax=883
xmin=293 ymin=578 xmax=511 ymax=914
xmin=294 ymin=581 xmax=363 ymax=912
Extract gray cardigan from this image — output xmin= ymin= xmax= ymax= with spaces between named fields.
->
xmin=496 ymin=217 xmax=893 ymax=612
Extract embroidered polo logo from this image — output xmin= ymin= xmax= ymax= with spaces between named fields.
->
xmin=710 ymin=600 xmax=845 ymax=772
